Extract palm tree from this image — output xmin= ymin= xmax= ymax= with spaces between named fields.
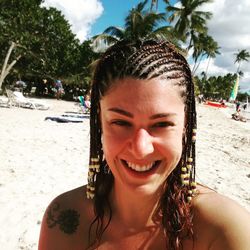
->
xmin=204 ymin=37 xmax=220 ymax=76
xmin=164 ymin=0 xmax=213 ymax=51
xmin=234 ymin=49 xmax=250 ymax=74
xmin=192 ymin=34 xmax=220 ymax=75
xmin=92 ymin=0 xmax=176 ymax=49
xmin=191 ymin=33 xmax=207 ymax=73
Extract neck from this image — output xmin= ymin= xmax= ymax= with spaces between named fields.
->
xmin=110 ymin=182 xmax=163 ymax=230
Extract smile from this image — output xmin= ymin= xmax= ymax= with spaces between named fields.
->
xmin=122 ymin=160 xmax=160 ymax=172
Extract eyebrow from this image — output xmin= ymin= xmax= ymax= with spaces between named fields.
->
xmin=108 ymin=108 xmax=133 ymax=117
xmin=108 ymin=107 xmax=177 ymax=119
xmin=149 ymin=113 xmax=177 ymax=119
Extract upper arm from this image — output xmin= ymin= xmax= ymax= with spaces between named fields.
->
xmin=38 ymin=199 xmax=80 ymax=250
xmin=38 ymin=188 xmax=87 ymax=250
xmin=38 ymin=210 xmax=58 ymax=250
xmin=38 ymin=201 xmax=64 ymax=250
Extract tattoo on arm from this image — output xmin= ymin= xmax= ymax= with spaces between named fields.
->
xmin=46 ymin=202 xmax=80 ymax=234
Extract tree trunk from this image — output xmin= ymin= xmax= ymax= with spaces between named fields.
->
xmin=236 ymin=61 xmax=241 ymax=74
xmin=205 ymin=56 xmax=211 ymax=77
xmin=192 ymin=54 xmax=204 ymax=75
xmin=0 ymin=42 xmax=22 ymax=90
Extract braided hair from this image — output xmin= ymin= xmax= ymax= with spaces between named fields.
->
xmin=88 ymin=39 xmax=197 ymax=249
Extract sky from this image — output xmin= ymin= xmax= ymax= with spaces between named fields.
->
xmin=41 ymin=0 xmax=250 ymax=93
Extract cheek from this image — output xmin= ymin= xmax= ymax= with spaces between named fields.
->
xmin=159 ymin=129 xmax=184 ymax=160
xmin=102 ymin=135 xmax=119 ymax=155
xmin=102 ymin=133 xmax=125 ymax=175
xmin=102 ymin=126 xmax=126 ymax=160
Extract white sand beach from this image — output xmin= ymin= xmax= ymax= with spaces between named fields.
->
xmin=0 ymin=98 xmax=249 ymax=250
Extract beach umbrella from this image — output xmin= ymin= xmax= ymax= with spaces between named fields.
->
xmin=229 ymin=74 xmax=239 ymax=101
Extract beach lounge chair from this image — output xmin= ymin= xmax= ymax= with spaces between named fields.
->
xmin=5 ymin=89 xmax=19 ymax=108
xmin=45 ymin=113 xmax=89 ymax=123
xmin=6 ymin=89 xmax=50 ymax=110
xmin=0 ymin=95 xmax=10 ymax=108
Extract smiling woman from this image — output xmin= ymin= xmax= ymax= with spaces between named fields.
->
xmin=38 ymin=39 xmax=250 ymax=250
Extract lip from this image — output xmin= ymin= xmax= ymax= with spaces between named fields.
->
xmin=121 ymin=159 xmax=161 ymax=177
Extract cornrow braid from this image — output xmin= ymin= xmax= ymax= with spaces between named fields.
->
xmin=87 ymin=39 xmax=197 ymax=249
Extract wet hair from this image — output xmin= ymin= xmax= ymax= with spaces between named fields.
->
xmin=88 ymin=39 xmax=196 ymax=249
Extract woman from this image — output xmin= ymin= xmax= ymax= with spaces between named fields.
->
xmin=39 ymin=39 xmax=250 ymax=250
xmin=232 ymin=108 xmax=247 ymax=122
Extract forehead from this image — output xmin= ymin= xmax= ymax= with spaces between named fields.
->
xmin=100 ymin=77 xmax=184 ymax=115
xmin=104 ymin=77 xmax=182 ymax=97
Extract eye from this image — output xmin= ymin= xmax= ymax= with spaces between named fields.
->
xmin=151 ymin=121 xmax=174 ymax=128
xmin=111 ymin=120 xmax=132 ymax=127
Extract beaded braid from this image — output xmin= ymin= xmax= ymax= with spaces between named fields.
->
xmin=87 ymin=39 xmax=197 ymax=249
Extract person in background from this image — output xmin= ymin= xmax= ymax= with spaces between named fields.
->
xmin=55 ymin=80 xmax=64 ymax=100
xmin=42 ymin=79 xmax=48 ymax=96
xmin=78 ymin=94 xmax=91 ymax=113
xmin=39 ymin=39 xmax=250 ymax=250
xmin=232 ymin=108 xmax=247 ymax=122
xmin=198 ymin=93 xmax=204 ymax=104
xmin=84 ymin=94 xmax=91 ymax=109
xmin=235 ymin=99 xmax=241 ymax=111
xmin=243 ymin=103 xmax=247 ymax=110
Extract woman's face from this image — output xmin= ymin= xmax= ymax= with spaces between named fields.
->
xmin=100 ymin=77 xmax=185 ymax=195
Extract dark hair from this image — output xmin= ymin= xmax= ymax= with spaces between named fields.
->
xmin=88 ymin=39 xmax=197 ymax=249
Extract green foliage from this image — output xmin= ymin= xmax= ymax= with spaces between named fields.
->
xmin=64 ymin=40 xmax=100 ymax=86
xmin=195 ymin=73 xmax=237 ymax=100
xmin=234 ymin=49 xmax=250 ymax=74
xmin=234 ymin=49 xmax=250 ymax=64
xmin=236 ymin=92 xmax=250 ymax=102
xmin=0 ymin=0 xmax=97 ymax=89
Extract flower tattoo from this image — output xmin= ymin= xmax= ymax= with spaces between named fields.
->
xmin=47 ymin=202 xmax=80 ymax=234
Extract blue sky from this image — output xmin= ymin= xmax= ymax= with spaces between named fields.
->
xmin=42 ymin=0 xmax=250 ymax=92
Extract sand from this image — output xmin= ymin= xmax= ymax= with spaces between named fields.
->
xmin=0 ymin=98 xmax=249 ymax=250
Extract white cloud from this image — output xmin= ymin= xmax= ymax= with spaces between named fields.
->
xmin=195 ymin=0 xmax=250 ymax=92
xmin=41 ymin=0 xmax=103 ymax=41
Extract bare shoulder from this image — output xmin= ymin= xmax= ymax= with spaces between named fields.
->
xmin=193 ymin=185 xmax=250 ymax=250
xmin=38 ymin=185 xmax=94 ymax=250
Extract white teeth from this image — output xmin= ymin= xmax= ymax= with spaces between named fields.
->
xmin=126 ymin=161 xmax=155 ymax=172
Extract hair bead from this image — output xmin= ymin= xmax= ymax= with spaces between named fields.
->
xmin=86 ymin=157 xmax=100 ymax=199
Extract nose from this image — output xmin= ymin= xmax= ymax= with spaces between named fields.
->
xmin=129 ymin=128 xmax=154 ymax=159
